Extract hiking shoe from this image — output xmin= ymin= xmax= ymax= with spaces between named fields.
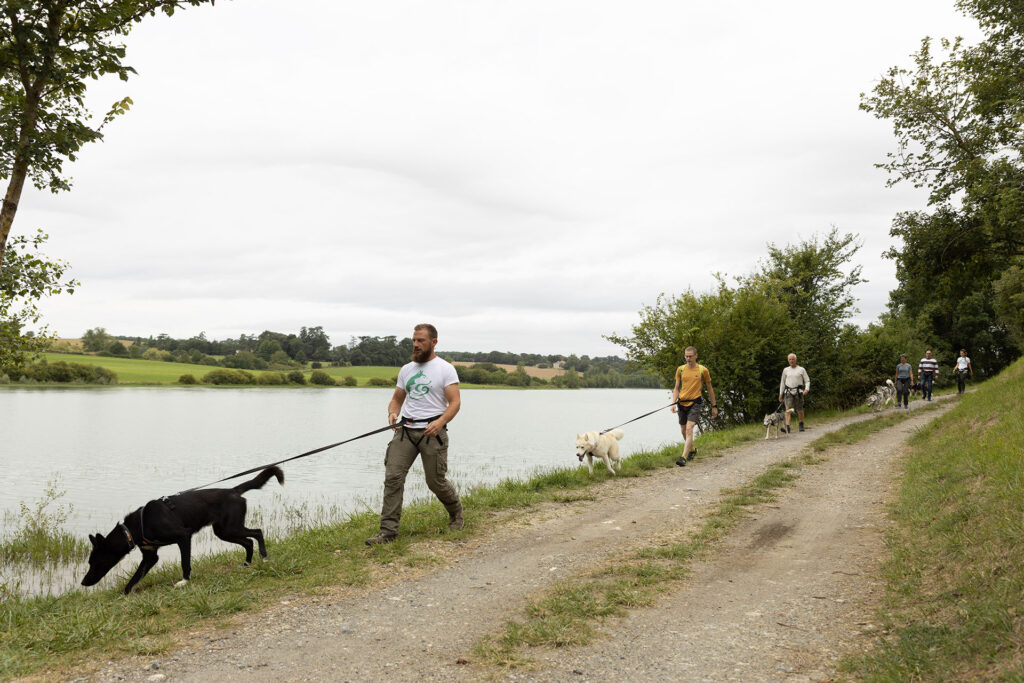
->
xmin=675 ymin=456 xmax=687 ymax=467
xmin=687 ymin=448 xmax=697 ymax=461
xmin=449 ymin=513 xmax=464 ymax=531
xmin=799 ymin=422 xmax=804 ymax=432
xmin=364 ymin=532 xmax=396 ymax=546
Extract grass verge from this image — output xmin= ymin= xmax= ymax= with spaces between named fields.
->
xmin=842 ymin=359 xmax=1024 ymax=681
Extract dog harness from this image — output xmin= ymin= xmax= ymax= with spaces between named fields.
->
xmin=398 ymin=414 xmax=447 ymax=449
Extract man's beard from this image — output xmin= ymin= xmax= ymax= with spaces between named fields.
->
xmin=412 ymin=343 xmax=434 ymax=363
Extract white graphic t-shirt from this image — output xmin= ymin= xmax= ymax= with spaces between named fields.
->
xmin=956 ymin=356 xmax=971 ymax=371
xmin=396 ymin=357 xmax=459 ymax=427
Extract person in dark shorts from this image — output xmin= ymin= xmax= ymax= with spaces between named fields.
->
xmin=670 ymin=346 xmax=718 ymax=467
xmin=778 ymin=353 xmax=811 ymax=432
xmin=895 ymin=354 xmax=914 ymax=408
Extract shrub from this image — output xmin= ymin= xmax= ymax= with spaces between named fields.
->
xmin=142 ymin=347 xmax=173 ymax=362
xmin=287 ymin=370 xmax=306 ymax=385
xmin=367 ymin=377 xmax=391 ymax=387
xmin=309 ymin=370 xmax=335 ymax=386
xmin=202 ymin=369 xmax=256 ymax=385
xmin=178 ymin=374 xmax=197 ymax=385
xmin=106 ymin=340 xmax=129 ymax=356
xmin=9 ymin=360 xmax=118 ymax=384
xmin=342 ymin=375 xmax=357 ymax=387
xmin=257 ymin=371 xmax=287 ymax=385
xmin=311 ymin=361 xmax=322 ymax=369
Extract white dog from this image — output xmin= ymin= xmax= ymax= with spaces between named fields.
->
xmin=866 ymin=379 xmax=897 ymax=412
xmin=762 ymin=407 xmax=795 ymax=439
xmin=575 ymin=429 xmax=624 ymax=475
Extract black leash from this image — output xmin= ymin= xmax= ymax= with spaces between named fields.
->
xmin=175 ymin=419 xmax=407 ymax=495
xmin=600 ymin=402 xmax=677 ymax=434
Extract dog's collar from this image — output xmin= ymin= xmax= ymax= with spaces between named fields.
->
xmin=117 ymin=521 xmax=136 ymax=550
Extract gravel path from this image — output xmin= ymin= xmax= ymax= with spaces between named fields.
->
xmin=71 ymin=400 xmax=952 ymax=683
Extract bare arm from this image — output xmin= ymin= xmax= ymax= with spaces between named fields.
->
xmin=706 ymin=381 xmax=718 ymax=419
xmin=671 ymin=375 xmax=680 ymax=413
xmin=387 ymin=388 xmax=406 ymax=425
xmin=424 ymin=383 xmax=461 ymax=437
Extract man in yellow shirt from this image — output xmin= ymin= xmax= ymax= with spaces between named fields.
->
xmin=671 ymin=346 xmax=718 ymax=467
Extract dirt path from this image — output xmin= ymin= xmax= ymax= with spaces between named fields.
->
xmin=75 ymin=402 xmax=952 ymax=682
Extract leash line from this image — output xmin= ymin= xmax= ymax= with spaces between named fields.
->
xmin=600 ymin=402 xmax=676 ymax=434
xmin=175 ymin=419 xmax=407 ymax=495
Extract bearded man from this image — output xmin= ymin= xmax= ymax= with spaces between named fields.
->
xmin=366 ymin=323 xmax=464 ymax=545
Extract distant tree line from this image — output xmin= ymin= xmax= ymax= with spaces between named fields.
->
xmin=52 ymin=327 xmax=662 ymax=387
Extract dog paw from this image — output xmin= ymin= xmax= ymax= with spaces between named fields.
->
xmin=174 ymin=579 xmax=190 ymax=588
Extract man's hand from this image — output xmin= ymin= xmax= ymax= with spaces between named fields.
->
xmin=388 ymin=412 xmax=399 ymax=426
xmin=803 ymin=389 xmax=809 ymax=396
xmin=778 ymin=394 xmax=783 ymax=402
xmin=711 ymin=406 xmax=718 ymax=419
xmin=424 ymin=419 xmax=445 ymax=438
xmin=670 ymin=404 xmax=677 ymax=413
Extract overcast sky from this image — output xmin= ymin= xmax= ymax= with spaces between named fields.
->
xmin=20 ymin=0 xmax=978 ymax=356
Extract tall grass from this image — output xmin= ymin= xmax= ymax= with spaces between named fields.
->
xmin=0 ymin=476 xmax=88 ymax=566
xmin=843 ymin=359 xmax=1024 ymax=680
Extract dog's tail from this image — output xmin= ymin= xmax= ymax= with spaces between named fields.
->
xmin=605 ymin=429 xmax=625 ymax=441
xmin=233 ymin=466 xmax=285 ymax=494
xmin=886 ymin=378 xmax=895 ymax=387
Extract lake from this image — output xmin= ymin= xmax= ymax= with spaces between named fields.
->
xmin=0 ymin=387 xmax=683 ymax=594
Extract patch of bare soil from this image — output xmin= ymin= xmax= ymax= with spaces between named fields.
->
xmin=66 ymin=403 xmax=952 ymax=683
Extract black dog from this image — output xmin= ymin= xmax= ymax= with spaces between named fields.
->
xmin=82 ymin=466 xmax=284 ymax=594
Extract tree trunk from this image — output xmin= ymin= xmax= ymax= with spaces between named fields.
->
xmin=0 ymin=162 xmax=29 ymax=270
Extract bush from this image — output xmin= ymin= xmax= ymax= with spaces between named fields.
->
xmin=287 ymin=370 xmax=306 ymax=385
xmin=202 ymin=368 xmax=256 ymax=385
xmin=342 ymin=375 xmax=358 ymax=387
xmin=178 ymin=374 xmax=197 ymax=385
xmin=257 ymin=371 xmax=287 ymax=385
xmin=5 ymin=360 xmax=118 ymax=385
xmin=106 ymin=340 xmax=129 ymax=356
xmin=309 ymin=370 xmax=335 ymax=386
xmin=367 ymin=377 xmax=391 ymax=387
xmin=142 ymin=347 xmax=173 ymax=362
xmin=311 ymin=361 xmax=322 ymax=369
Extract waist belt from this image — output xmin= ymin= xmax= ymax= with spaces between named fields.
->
xmin=676 ymin=396 xmax=702 ymax=407
xmin=399 ymin=414 xmax=446 ymax=448
xmin=783 ymin=386 xmax=804 ymax=394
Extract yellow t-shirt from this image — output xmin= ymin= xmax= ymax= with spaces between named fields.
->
xmin=675 ymin=363 xmax=711 ymax=406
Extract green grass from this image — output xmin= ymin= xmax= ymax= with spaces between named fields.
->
xmin=0 ymin=477 xmax=88 ymax=568
xmin=842 ymin=358 xmax=1024 ymax=681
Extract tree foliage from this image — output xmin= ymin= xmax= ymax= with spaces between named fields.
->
xmin=609 ymin=231 xmax=869 ymax=422
xmin=0 ymin=229 xmax=76 ymax=366
xmin=1 ymin=0 xmax=216 ymax=266
xmin=861 ymin=0 xmax=1023 ymax=373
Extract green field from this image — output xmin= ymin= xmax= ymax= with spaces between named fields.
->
xmin=37 ymin=353 xmax=400 ymax=387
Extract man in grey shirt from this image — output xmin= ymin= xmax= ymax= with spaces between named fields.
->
xmin=778 ymin=353 xmax=811 ymax=432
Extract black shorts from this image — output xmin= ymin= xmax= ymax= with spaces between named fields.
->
xmin=677 ymin=398 xmax=702 ymax=425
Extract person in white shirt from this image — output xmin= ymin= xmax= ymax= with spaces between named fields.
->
xmin=953 ymin=348 xmax=973 ymax=395
xmin=778 ymin=353 xmax=811 ymax=432
xmin=918 ymin=349 xmax=939 ymax=401
xmin=366 ymin=324 xmax=463 ymax=545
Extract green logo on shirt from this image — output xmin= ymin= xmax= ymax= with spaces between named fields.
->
xmin=405 ymin=370 xmax=431 ymax=399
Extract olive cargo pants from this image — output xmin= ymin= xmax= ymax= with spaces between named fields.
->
xmin=379 ymin=427 xmax=461 ymax=536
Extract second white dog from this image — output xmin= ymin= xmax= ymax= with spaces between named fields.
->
xmin=575 ymin=429 xmax=624 ymax=475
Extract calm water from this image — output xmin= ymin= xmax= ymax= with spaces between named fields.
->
xmin=0 ymin=387 xmax=682 ymax=595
